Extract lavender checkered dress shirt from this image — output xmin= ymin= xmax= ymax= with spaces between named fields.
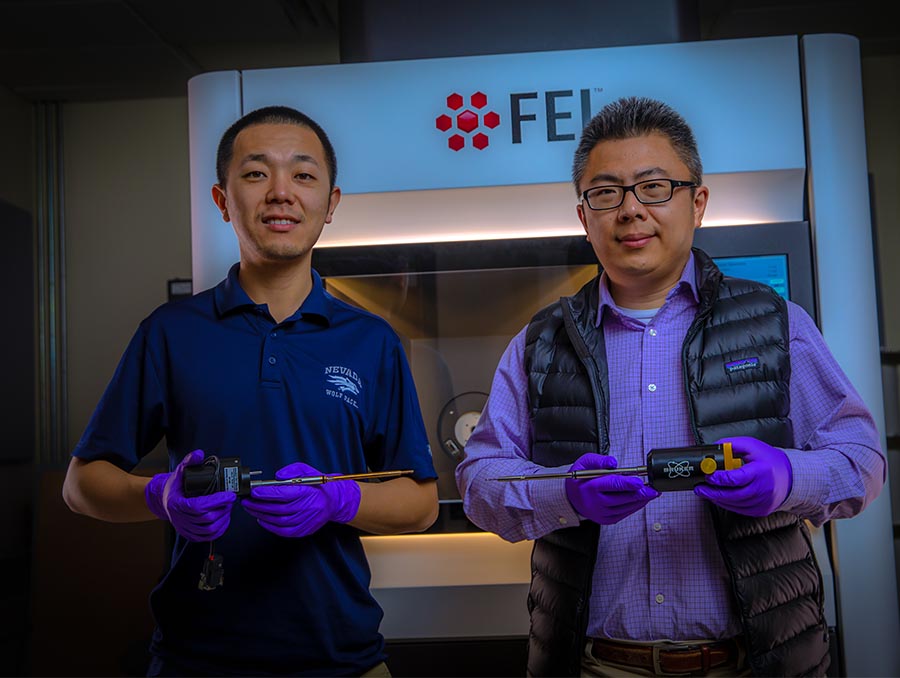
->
xmin=455 ymin=252 xmax=885 ymax=641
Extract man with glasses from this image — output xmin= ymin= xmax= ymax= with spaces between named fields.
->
xmin=456 ymin=96 xmax=884 ymax=677
xmin=63 ymin=106 xmax=438 ymax=676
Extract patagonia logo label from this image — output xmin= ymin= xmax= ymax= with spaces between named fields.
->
xmin=725 ymin=357 xmax=760 ymax=373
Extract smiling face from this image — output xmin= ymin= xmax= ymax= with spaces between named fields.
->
xmin=211 ymin=122 xmax=340 ymax=266
xmin=576 ymin=133 xmax=708 ymax=304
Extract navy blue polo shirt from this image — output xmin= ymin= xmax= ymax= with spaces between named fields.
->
xmin=73 ymin=264 xmax=437 ymax=676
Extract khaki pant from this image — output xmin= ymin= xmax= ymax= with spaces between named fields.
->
xmin=580 ymin=639 xmax=751 ymax=677
xmin=361 ymin=661 xmax=392 ymax=677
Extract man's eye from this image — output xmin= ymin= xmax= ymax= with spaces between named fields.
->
xmin=594 ymin=187 xmax=617 ymax=196
xmin=642 ymin=182 xmax=664 ymax=190
xmin=243 ymin=171 xmax=265 ymax=179
xmin=295 ymin=173 xmax=314 ymax=181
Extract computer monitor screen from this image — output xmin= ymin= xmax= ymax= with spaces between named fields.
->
xmin=712 ymin=254 xmax=790 ymax=300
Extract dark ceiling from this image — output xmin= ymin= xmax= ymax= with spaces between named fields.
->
xmin=0 ymin=0 xmax=896 ymax=103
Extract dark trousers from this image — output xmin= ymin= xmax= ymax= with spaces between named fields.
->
xmin=147 ymin=655 xmax=391 ymax=677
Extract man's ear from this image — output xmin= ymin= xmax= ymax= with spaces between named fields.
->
xmin=577 ymin=202 xmax=590 ymax=241
xmin=324 ymin=185 xmax=342 ymax=225
xmin=692 ymin=185 xmax=709 ymax=230
xmin=211 ymin=184 xmax=230 ymax=222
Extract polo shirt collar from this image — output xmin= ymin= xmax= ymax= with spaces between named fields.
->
xmin=595 ymin=250 xmax=700 ymax=326
xmin=214 ymin=263 xmax=332 ymax=325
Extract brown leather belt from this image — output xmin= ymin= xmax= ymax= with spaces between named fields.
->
xmin=590 ymin=637 xmax=741 ymax=675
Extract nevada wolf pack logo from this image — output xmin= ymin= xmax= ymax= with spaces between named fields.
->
xmin=324 ymin=366 xmax=362 ymax=408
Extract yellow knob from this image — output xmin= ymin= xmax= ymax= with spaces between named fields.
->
xmin=700 ymin=457 xmax=718 ymax=474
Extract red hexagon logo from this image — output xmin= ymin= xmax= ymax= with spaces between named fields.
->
xmin=437 ymin=91 xmax=500 ymax=151
xmin=456 ymin=110 xmax=478 ymax=133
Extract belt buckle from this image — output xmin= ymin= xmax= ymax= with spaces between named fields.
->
xmin=652 ymin=642 xmax=693 ymax=676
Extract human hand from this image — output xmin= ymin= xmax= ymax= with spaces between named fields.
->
xmin=241 ymin=462 xmax=362 ymax=538
xmin=144 ymin=449 xmax=237 ymax=541
xmin=693 ymin=437 xmax=793 ymax=516
xmin=565 ymin=453 xmax=660 ymax=525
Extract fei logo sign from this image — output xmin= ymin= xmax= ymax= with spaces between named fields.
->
xmin=435 ymin=88 xmax=597 ymax=152
xmin=435 ymin=92 xmax=501 ymax=151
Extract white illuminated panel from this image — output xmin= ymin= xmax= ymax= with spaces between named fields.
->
xmin=363 ymin=533 xmax=534 ymax=639
xmin=319 ymin=169 xmax=806 ymax=248
xmin=362 ymin=532 xmax=532 ymax=589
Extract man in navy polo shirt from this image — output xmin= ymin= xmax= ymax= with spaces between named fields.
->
xmin=63 ymin=106 xmax=439 ymax=677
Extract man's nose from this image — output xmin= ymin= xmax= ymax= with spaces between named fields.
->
xmin=617 ymin=189 xmax=647 ymax=219
xmin=267 ymin=172 xmax=294 ymax=202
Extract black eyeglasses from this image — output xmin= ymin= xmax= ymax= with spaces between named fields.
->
xmin=581 ymin=179 xmax=697 ymax=211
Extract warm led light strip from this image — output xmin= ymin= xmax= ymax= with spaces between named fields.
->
xmin=360 ymin=531 xmax=533 ymax=589
xmin=314 ymin=219 xmax=774 ymax=249
xmin=317 ymin=227 xmax=585 ymax=248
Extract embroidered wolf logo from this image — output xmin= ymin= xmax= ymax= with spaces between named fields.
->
xmin=327 ymin=374 xmax=360 ymax=396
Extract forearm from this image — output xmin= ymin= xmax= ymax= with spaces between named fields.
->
xmin=62 ymin=457 xmax=155 ymax=522
xmin=350 ymin=477 xmax=438 ymax=534
xmin=457 ymin=455 xmax=580 ymax=542
xmin=784 ymin=303 xmax=887 ymax=525
xmin=782 ymin=442 xmax=886 ymax=525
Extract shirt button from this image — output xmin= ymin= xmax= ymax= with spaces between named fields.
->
xmin=270 ymin=332 xmax=277 ymax=338
xmin=655 ymin=594 xmax=665 ymax=604
xmin=653 ymin=522 xmax=662 ymax=532
xmin=649 ymin=329 xmax=657 ymax=336
xmin=558 ymin=517 xmax=568 ymax=525
xmin=648 ymin=384 xmax=657 ymax=392
xmin=268 ymin=356 xmax=277 ymax=365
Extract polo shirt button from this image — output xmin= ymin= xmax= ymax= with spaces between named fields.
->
xmin=648 ymin=384 xmax=657 ymax=392
xmin=268 ymin=356 xmax=277 ymax=365
xmin=558 ymin=517 xmax=568 ymax=525
xmin=655 ymin=594 xmax=664 ymax=604
xmin=649 ymin=328 xmax=657 ymax=336
xmin=270 ymin=332 xmax=277 ymax=338
xmin=653 ymin=522 xmax=662 ymax=532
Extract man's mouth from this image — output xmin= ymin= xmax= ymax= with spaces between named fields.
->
xmin=262 ymin=216 xmax=300 ymax=232
xmin=619 ymin=233 xmax=654 ymax=248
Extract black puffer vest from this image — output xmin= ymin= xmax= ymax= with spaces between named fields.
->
xmin=522 ymin=249 xmax=829 ymax=677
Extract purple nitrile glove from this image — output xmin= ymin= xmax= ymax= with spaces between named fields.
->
xmin=693 ymin=436 xmax=793 ymax=517
xmin=565 ymin=453 xmax=660 ymax=525
xmin=241 ymin=462 xmax=362 ymax=538
xmin=144 ymin=449 xmax=237 ymax=542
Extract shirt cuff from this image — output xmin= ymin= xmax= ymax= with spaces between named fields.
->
xmin=528 ymin=471 xmax=583 ymax=530
xmin=779 ymin=448 xmax=828 ymax=512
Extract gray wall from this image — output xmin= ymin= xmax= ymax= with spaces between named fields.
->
xmin=0 ymin=84 xmax=33 ymax=211
xmin=0 ymin=83 xmax=33 ymax=676
xmin=862 ymin=52 xmax=900 ymax=622
xmin=63 ymin=97 xmax=192 ymax=450
xmin=863 ymin=54 xmax=900 ymax=349
xmin=27 ymin=98 xmax=191 ymax=676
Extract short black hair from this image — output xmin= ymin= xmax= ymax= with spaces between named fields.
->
xmin=572 ymin=96 xmax=702 ymax=193
xmin=215 ymin=105 xmax=337 ymax=189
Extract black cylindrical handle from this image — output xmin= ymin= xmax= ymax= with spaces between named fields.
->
xmin=183 ymin=457 xmax=252 ymax=497
xmin=647 ymin=443 xmax=739 ymax=492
